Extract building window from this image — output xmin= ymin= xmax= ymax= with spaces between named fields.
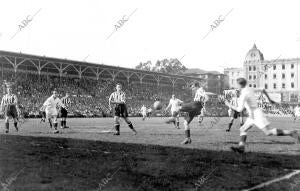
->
xmin=253 ymin=66 xmax=256 ymax=71
xmin=273 ymin=83 xmax=276 ymax=89
xmin=282 ymin=64 xmax=285 ymax=70
xmin=291 ymin=73 xmax=294 ymax=78
xmin=291 ymin=64 xmax=294 ymax=69
xmin=253 ymin=84 xmax=256 ymax=88
xmin=232 ymin=79 xmax=234 ymax=84
xmin=282 ymin=83 xmax=285 ymax=89
xmin=249 ymin=84 xmax=252 ymax=87
xmin=253 ymin=75 xmax=256 ymax=79
xmin=249 ymin=66 xmax=252 ymax=71
xmin=232 ymin=72 xmax=234 ymax=76
xmin=282 ymin=73 xmax=285 ymax=79
xmin=265 ymin=74 xmax=267 ymax=79
xmin=273 ymin=65 xmax=276 ymax=70
xmin=249 ymin=75 xmax=252 ymax=80
xmin=291 ymin=82 xmax=294 ymax=88
xmin=273 ymin=74 xmax=276 ymax=79
xmin=265 ymin=84 xmax=268 ymax=89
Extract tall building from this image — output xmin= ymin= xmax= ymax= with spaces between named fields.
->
xmin=224 ymin=67 xmax=244 ymax=89
xmin=225 ymin=44 xmax=300 ymax=103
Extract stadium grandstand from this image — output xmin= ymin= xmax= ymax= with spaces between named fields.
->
xmin=0 ymin=50 xmax=231 ymax=118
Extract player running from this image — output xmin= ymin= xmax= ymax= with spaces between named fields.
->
xmin=60 ymin=92 xmax=71 ymax=129
xmin=294 ymin=104 xmax=300 ymax=122
xmin=43 ymin=89 xmax=65 ymax=133
xmin=166 ymin=82 xmax=205 ymax=144
xmin=226 ymin=90 xmax=244 ymax=132
xmin=165 ymin=94 xmax=183 ymax=129
xmin=0 ymin=85 xmax=20 ymax=133
xmin=109 ymin=83 xmax=137 ymax=135
xmin=140 ymin=105 xmax=147 ymax=121
xmin=225 ymin=78 xmax=300 ymax=153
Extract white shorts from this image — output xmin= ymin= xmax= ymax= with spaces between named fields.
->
xmin=295 ymin=112 xmax=300 ymax=117
xmin=240 ymin=108 xmax=270 ymax=135
xmin=45 ymin=108 xmax=58 ymax=118
xmin=142 ymin=112 xmax=147 ymax=116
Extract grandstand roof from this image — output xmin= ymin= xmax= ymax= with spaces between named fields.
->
xmin=0 ymin=50 xmax=203 ymax=87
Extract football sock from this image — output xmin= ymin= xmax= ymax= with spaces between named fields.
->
xmin=176 ymin=121 xmax=180 ymax=127
xmin=185 ymin=129 xmax=191 ymax=138
xmin=115 ymin=124 xmax=120 ymax=132
xmin=5 ymin=123 xmax=9 ymax=130
xmin=54 ymin=123 xmax=58 ymax=130
xmin=14 ymin=122 xmax=18 ymax=128
xmin=61 ymin=121 xmax=64 ymax=127
xmin=128 ymin=122 xmax=134 ymax=130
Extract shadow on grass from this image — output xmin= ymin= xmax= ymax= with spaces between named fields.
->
xmin=0 ymin=134 xmax=299 ymax=191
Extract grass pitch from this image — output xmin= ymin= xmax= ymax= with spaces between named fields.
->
xmin=0 ymin=117 xmax=300 ymax=191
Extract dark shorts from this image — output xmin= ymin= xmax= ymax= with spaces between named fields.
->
xmin=61 ymin=108 xmax=68 ymax=118
xmin=180 ymin=101 xmax=203 ymax=124
xmin=5 ymin=105 xmax=18 ymax=118
xmin=114 ymin=104 xmax=128 ymax=118
xmin=233 ymin=111 xmax=241 ymax=119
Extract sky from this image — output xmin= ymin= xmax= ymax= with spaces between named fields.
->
xmin=0 ymin=0 xmax=300 ymax=73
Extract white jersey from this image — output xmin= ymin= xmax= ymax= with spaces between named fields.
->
xmin=294 ymin=106 xmax=300 ymax=116
xmin=168 ymin=98 xmax=182 ymax=112
xmin=141 ymin=106 xmax=147 ymax=114
xmin=194 ymin=87 xmax=206 ymax=102
xmin=43 ymin=95 xmax=65 ymax=111
xmin=235 ymin=87 xmax=258 ymax=116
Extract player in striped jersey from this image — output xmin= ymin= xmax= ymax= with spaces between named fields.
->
xmin=166 ymin=82 xmax=204 ymax=144
xmin=226 ymin=90 xmax=244 ymax=132
xmin=60 ymin=92 xmax=71 ymax=129
xmin=108 ymin=83 xmax=137 ymax=135
xmin=0 ymin=86 xmax=20 ymax=133
xmin=43 ymin=89 xmax=65 ymax=133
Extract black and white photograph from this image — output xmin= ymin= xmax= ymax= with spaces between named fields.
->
xmin=0 ymin=0 xmax=300 ymax=190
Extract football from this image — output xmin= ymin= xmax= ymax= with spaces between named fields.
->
xmin=153 ymin=101 xmax=163 ymax=110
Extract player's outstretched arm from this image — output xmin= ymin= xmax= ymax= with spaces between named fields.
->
xmin=261 ymin=89 xmax=277 ymax=104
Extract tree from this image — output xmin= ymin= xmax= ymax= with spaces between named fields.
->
xmin=135 ymin=58 xmax=187 ymax=74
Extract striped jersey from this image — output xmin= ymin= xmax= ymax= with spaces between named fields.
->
xmin=194 ymin=87 xmax=206 ymax=102
xmin=61 ymin=96 xmax=71 ymax=109
xmin=1 ymin=94 xmax=18 ymax=106
xmin=109 ymin=91 xmax=126 ymax=103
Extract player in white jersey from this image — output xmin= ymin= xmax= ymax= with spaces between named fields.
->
xmin=165 ymin=94 xmax=183 ymax=129
xmin=294 ymin=104 xmax=300 ymax=122
xmin=225 ymin=78 xmax=300 ymax=153
xmin=140 ymin=105 xmax=147 ymax=120
xmin=43 ymin=89 xmax=65 ymax=133
xmin=166 ymin=82 xmax=204 ymax=144
xmin=226 ymin=90 xmax=244 ymax=132
xmin=195 ymin=87 xmax=207 ymax=124
xmin=0 ymin=85 xmax=20 ymax=133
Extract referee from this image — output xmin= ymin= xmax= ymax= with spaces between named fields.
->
xmin=108 ymin=83 xmax=137 ymax=135
xmin=60 ymin=92 xmax=71 ymax=129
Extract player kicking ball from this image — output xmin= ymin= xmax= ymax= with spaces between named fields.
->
xmin=225 ymin=78 xmax=300 ymax=153
xmin=109 ymin=83 xmax=137 ymax=136
xmin=164 ymin=94 xmax=183 ymax=129
xmin=0 ymin=85 xmax=20 ymax=133
xmin=43 ymin=89 xmax=65 ymax=134
xmin=165 ymin=82 xmax=205 ymax=144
